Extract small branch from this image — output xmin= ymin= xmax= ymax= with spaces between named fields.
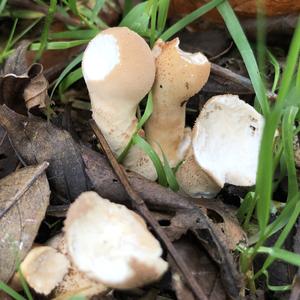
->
xmin=90 ymin=119 xmax=208 ymax=300
xmin=211 ymin=63 xmax=277 ymax=100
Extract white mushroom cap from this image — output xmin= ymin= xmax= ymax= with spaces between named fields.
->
xmin=64 ymin=191 xmax=168 ymax=289
xmin=47 ymin=234 xmax=108 ymax=300
xmin=19 ymin=246 xmax=70 ymax=295
xmin=193 ymin=94 xmax=264 ymax=188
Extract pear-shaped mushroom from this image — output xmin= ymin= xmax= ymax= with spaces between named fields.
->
xmin=177 ymin=94 xmax=264 ymax=198
xmin=145 ymin=38 xmax=211 ymax=167
xmin=64 ymin=191 xmax=168 ymax=289
xmin=82 ymin=27 xmax=157 ymax=180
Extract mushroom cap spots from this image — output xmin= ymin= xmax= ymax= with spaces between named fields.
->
xmin=193 ymin=94 xmax=264 ymax=187
xmin=64 ymin=192 xmax=168 ymax=289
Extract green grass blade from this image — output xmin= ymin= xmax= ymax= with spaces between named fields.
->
xmin=119 ymin=2 xmax=150 ymax=37
xmin=236 ymin=191 xmax=255 ymax=224
xmin=91 ymin=0 xmax=105 ymax=24
xmin=31 ymin=40 xmax=89 ymax=51
xmin=267 ymin=50 xmax=280 ymax=93
xmin=157 ymin=0 xmax=169 ymax=34
xmin=0 ymin=0 xmax=7 ymax=14
xmin=150 ymin=0 xmax=158 ymax=47
xmin=124 ymin=0 xmax=133 ymax=16
xmin=255 ymin=198 xmax=300 ymax=279
xmin=35 ymin=0 xmax=57 ymax=61
xmin=249 ymin=193 xmax=300 ymax=245
xmin=282 ymin=106 xmax=299 ymax=199
xmin=261 ymin=271 xmax=292 ymax=291
xmin=276 ymin=19 xmax=300 ymax=109
xmin=132 ymin=135 xmax=168 ymax=186
xmin=49 ymin=29 xmax=98 ymax=40
xmin=118 ymin=93 xmax=153 ymax=162
xmin=0 ymin=281 xmax=26 ymax=300
xmin=159 ymin=146 xmax=179 ymax=191
xmin=0 ymin=18 xmax=18 ymax=63
xmin=17 ymin=268 xmax=33 ymax=300
xmin=50 ymin=52 xmax=83 ymax=99
xmin=257 ymin=246 xmax=300 ymax=267
xmin=160 ymin=0 xmax=224 ymax=41
xmin=217 ymin=1 xmax=269 ymax=115
xmin=59 ymin=67 xmax=83 ymax=95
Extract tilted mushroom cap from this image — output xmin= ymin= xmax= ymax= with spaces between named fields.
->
xmin=20 ymin=246 xmax=70 ymax=295
xmin=82 ymin=27 xmax=155 ymax=156
xmin=64 ymin=191 xmax=168 ymax=289
xmin=193 ymin=94 xmax=264 ymax=187
xmin=47 ymin=234 xmax=108 ymax=300
xmin=145 ymin=38 xmax=210 ymax=167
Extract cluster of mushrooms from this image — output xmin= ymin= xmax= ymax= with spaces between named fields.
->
xmin=13 ymin=27 xmax=265 ymax=298
xmin=83 ymin=27 xmax=264 ymax=198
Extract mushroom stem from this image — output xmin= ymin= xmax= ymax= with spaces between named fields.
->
xmin=145 ymin=38 xmax=211 ymax=167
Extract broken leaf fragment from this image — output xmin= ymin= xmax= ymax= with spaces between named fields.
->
xmin=0 ymin=162 xmax=50 ymax=283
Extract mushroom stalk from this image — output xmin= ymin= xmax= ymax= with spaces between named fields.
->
xmin=145 ymin=38 xmax=211 ymax=167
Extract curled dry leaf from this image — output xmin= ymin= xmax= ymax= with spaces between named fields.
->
xmin=0 ymin=105 xmax=89 ymax=202
xmin=0 ymin=162 xmax=50 ymax=283
xmin=0 ymin=41 xmax=50 ymax=113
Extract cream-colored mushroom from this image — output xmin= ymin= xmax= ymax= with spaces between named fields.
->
xmin=82 ymin=27 xmax=157 ymax=180
xmin=64 ymin=191 xmax=168 ymax=289
xmin=145 ymin=38 xmax=211 ymax=167
xmin=177 ymin=94 xmax=264 ymax=198
xmin=47 ymin=234 xmax=108 ymax=300
xmin=18 ymin=246 xmax=70 ymax=295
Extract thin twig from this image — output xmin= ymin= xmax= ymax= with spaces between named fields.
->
xmin=211 ymin=63 xmax=277 ymax=100
xmin=90 ymin=119 xmax=208 ymax=300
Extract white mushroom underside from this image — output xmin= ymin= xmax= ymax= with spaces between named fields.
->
xmin=66 ymin=193 xmax=167 ymax=287
xmin=176 ymin=44 xmax=208 ymax=65
xmin=82 ymin=34 xmax=120 ymax=81
xmin=193 ymin=95 xmax=264 ymax=187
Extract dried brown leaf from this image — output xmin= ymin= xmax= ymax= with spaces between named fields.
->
xmin=0 ymin=105 xmax=89 ymax=202
xmin=0 ymin=162 xmax=50 ymax=283
xmin=0 ymin=42 xmax=49 ymax=113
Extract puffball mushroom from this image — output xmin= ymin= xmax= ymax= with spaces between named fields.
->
xmin=177 ymin=94 xmax=264 ymax=198
xmin=145 ymin=38 xmax=211 ymax=167
xmin=19 ymin=246 xmax=70 ymax=295
xmin=82 ymin=27 xmax=157 ymax=180
xmin=64 ymin=191 xmax=168 ymax=289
